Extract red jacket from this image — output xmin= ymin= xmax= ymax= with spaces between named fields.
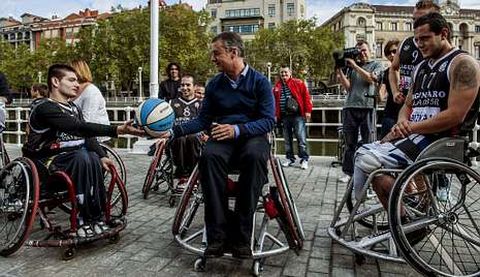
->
xmin=273 ymin=78 xmax=313 ymax=120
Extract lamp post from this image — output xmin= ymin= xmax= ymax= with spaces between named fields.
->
xmin=267 ymin=62 xmax=272 ymax=85
xmin=138 ymin=67 xmax=143 ymax=102
xmin=38 ymin=71 xmax=42 ymax=83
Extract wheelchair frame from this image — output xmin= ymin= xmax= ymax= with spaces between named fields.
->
xmin=171 ymin=154 xmax=305 ymax=276
xmin=0 ymin=146 xmax=129 ymax=260
xmin=328 ymin=137 xmax=480 ymax=276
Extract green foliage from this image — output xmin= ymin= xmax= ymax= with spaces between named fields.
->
xmin=247 ymin=19 xmax=344 ymax=83
xmin=0 ymin=4 xmax=213 ymax=93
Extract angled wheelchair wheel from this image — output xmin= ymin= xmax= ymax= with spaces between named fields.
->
xmin=389 ymin=158 xmax=480 ymax=276
xmin=101 ymin=143 xmax=126 ymax=206
xmin=105 ymin=165 xmax=128 ymax=224
xmin=346 ymin=178 xmax=389 ymax=230
xmin=143 ymin=140 xmax=173 ymax=199
xmin=172 ymin=165 xmax=201 ymax=238
xmin=270 ymin=157 xmax=305 ymax=251
xmin=0 ymin=158 xmax=40 ymax=256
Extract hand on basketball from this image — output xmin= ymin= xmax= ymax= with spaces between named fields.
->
xmin=211 ymin=123 xmax=234 ymax=141
xmin=117 ymin=120 xmax=145 ymax=136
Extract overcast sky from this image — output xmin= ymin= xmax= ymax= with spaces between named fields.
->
xmin=2 ymin=0 xmax=480 ymax=24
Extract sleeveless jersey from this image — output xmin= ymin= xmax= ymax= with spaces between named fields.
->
xmin=399 ymin=36 xmax=423 ymax=96
xmin=410 ymin=48 xmax=479 ymax=138
xmin=170 ymin=97 xmax=202 ymax=126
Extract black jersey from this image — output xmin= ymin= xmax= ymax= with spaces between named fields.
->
xmin=411 ymin=48 xmax=479 ymax=138
xmin=22 ymin=98 xmax=117 ymax=159
xmin=170 ymin=97 xmax=202 ymax=126
xmin=399 ymin=36 xmax=423 ymax=96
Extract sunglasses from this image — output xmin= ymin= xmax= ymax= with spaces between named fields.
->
xmin=388 ymin=49 xmax=397 ymax=55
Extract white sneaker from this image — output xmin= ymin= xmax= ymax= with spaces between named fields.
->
xmin=338 ymin=175 xmax=350 ymax=183
xmin=300 ymin=160 xmax=308 ymax=170
xmin=282 ymin=160 xmax=295 ymax=167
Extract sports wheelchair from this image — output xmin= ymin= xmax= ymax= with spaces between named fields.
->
xmin=0 ymin=143 xmax=128 ymax=260
xmin=142 ymin=138 xmax=201 ymax=207
xmin=329 ymin=137 xmax=480 ymax=276
xmin=171 ymin=138 xmax=305 ymax=276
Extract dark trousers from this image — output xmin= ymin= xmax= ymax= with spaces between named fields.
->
xmin=171 ymin=134 xmax=202 ymax=177
xmin=199 ymin=135 xmax=270 ymax=246
xmin=380 ymin=116 xmax=397 ymax=139
xmin=48 ymin=148 xmax=106 ymax=224
xmin=342 ymin=108 xmax=373 ymax=176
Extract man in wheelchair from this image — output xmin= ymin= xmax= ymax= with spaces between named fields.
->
xmin=159 ymin=32 xmax=275 ymax=259
xmin=352 ymin=13 xmax=480 ymax=220
xmin=170 ymin=74 xmax=206 ymax=185
xmin=22 ymin=64 xmax=144 ymax=237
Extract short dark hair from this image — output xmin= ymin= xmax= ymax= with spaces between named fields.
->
xmin=414 ymin=12 xmax=449 ymax=36
xmin=415 ymin=0 xmax=440 ymax=11
xmin=212 ymin=32 xmax=245 ymax=58
xmin=31 ymin=83 xmax=48 ymax=97
xmin=384 ymin=39 xmax=400 ymax=57
xmin=166 ymin=62 xmax=181 ymax=78
xmin=47 ymin=64 xmax=76 ymax=92
xmin=181 ymin=74 xmax=194 ymax=82
xmin=355 ymin=40 xmax=370 ymax=49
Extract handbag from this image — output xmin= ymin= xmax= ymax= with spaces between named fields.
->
xmin=285 ymin=96 xmax=299 ymax=114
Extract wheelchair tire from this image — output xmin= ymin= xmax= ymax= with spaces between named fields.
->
xmin=389 ymin=158 xmax=480 ymax=277
xmin=143 ymin=140 xmax=173 ymax=199
xmin=0 ymin=158 xmax=40 ymax=256
xmin=106 ymin=166 xmax=129 ymax=223
xmin=172 ymin=165 xmax=201 ymax=238
xmin=101 ymin=143 xmax=126 ymax=206
xmin=270 ymin=157 xmax=304 ymax=251
xmin=345 ymin=178 xmax=389 ymax=230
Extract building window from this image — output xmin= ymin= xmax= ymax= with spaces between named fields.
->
xmin=476 ymin=25 xmax=480 ymax=33
xmin=358 ymin=17 xmax=366 ymax=27
xmin=17 ymin=32 xmax=23 ymax=40
xmin=225 ymin=24 xmax=260 ymax=34
xmin=225 ymin=8 xmax=260 ymax=18
xmin=376 ymin=42 xmax=383 ymax=58
xmin=268 ymin=22 xmax=275 ymax=29
xmin=211 ymin=9 xmax=217 ymax=19
xmin=405 ymin=22 xmax=412 ymax=31
xmin=9 ymin=33 xmax=15 ymax=40
xmin=25 ymin=32 xmax=30 ymax=39
xmin=376 ymin=22 xmax=382 ymax=30
xmin=211 ymin=26 xmax=217 ymax=34
xmin=391 ymin=22 xmax=398 ymax=31
xmin=475 ymin=45 xmax=480 ymax=59
xmin=300 ymin=4 xmax=305 ymax=17
xmin=287 ymin=3 xmax=294 ymax=16
xmin=268 ymin=4 xmax=275 ymax=17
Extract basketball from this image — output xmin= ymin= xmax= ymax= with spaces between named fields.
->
xmin=135 ymin=98 xmax=175 ymax=137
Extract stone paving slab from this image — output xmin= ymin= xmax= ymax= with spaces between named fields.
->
xmin=0 ymin=146 xmax=422 ymax=277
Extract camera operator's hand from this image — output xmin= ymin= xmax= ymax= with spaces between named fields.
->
xmin=345 ymin=58 xmax=357 ymax=69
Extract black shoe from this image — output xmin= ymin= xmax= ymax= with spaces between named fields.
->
xmin=204 ymin=241 xmax=225 ymax=258
xmin=231 ymin=244 xmax=252 ymax=259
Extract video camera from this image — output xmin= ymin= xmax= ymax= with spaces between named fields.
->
xmin=333 ymin=47 xmax=361 ymax=69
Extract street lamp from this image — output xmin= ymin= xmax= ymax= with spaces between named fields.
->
xmin=138 ymin=67 xmax=143 ymax=102
xmin=266 ymin=62 xmax=272 ymax=85
xmin=37 ymin=71 xmax=42 ymax=83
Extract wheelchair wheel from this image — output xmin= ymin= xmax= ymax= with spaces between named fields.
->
xmin=142 ymin=140 xmax=173 ymax=199
xmin=105 ymin=166 xmax=128 ymax=224
xmin=389 ymin=158 xmax=480 ymax=276
xmin=172 ymin=165 xmax=201 ymax=238
xmin=0 ymin=158 xmax=40 ymax=256
xmin=101 ymin=143 xmax=126 ymax=206
xmin=345 ymin=178 xmax=389 ymax=230
xmin=271 ymin=157 xmax=305 ymax=250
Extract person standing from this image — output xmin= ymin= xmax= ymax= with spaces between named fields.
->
xmin=379 ymin=39 xmax=401 ymax=138
xmin=273 ymin=66 xmax=312 ymax=170
xmin=159 ymin=62 xmax=181 ymax=101
xmin=336 ymin=41 xmax=383 ymax=183
xmin=158 ymin=32 xmax=275 ymax=259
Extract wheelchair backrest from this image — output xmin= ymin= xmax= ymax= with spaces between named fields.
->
xmin=416 ymin=137 xmax=466 ymax=162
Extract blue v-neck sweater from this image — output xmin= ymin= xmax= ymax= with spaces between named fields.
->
xmin=173 ymin=66 xmax=275 ymax=138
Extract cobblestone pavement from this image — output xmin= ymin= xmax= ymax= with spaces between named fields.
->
xmin=0 ymin=145 xmax=424 ymax=277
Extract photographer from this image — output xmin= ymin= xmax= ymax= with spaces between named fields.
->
xmin=335 ymin=41 xmax=383 ymax=183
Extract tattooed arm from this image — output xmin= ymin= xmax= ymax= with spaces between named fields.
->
xmin=409 ymin=54 xmax=480 ymax=135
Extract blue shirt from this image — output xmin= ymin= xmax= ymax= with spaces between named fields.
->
xmin=172 ymin=65 xmax=275 ymax=139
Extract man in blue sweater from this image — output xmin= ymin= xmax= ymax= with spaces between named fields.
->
xmin=161 ymin=32 xmax=275 ymax=258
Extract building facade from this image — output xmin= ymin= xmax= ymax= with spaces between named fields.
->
xmin=206 ymin=0 xmax=306 ymax=40
xmin=321 ymin=0 xmax=480 ymax=60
